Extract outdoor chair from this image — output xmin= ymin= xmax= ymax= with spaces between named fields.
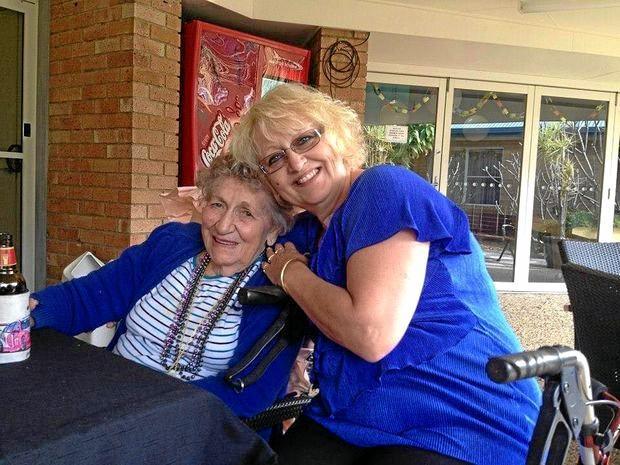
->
xmin=496 ymin=223 xmax=515 ymax=262
xmin=559 ymin=239 xmax=620 ymax=447
xmin=559 ymin=239 xmax=620 ymax=274
xmin=560 ymin=263 xmax=620 ymax=397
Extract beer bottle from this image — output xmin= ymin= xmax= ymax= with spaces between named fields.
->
xmin=0 ymin=232 xmax=31 ymax=363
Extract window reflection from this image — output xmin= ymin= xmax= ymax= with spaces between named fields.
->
xmin=529 ymin=97 xmax=607 ymax=282
xmin=447 ymin=89 xmax=526 ymax=282
xmin=364 ymin=83 xmax=438 ymax=182
xmin=0 ymin=8 xmax=23 ymax=262
xmin=0 ymin=157 xmax=22 ymax=257
xmin=0 ymin=8 xmax=23 ymax=152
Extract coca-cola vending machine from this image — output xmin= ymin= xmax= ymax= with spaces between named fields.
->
xmin=180 ymin=21 xmax=311 ymax=185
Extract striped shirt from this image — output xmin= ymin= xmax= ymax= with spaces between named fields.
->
xmin=113 ymin=255 xmax=260 ymax=381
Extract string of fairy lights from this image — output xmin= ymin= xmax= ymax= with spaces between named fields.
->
xmin=371 ymin=84 xmax=606 ymax=122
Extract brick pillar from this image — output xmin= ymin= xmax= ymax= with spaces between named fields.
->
xmin=47 ymin=0 xmax=181 ymax=282
xmin=309 ymin=28 xmax=369 ymax=117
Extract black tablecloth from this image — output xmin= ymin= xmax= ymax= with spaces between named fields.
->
xmin=0 ymin=329 xmax=276 ymax=465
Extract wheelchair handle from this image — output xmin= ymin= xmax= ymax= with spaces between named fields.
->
xmin=238 ymin=286 xmax=287 ymax=305
xmin=486 ymin=345 xmax=576 ymax=383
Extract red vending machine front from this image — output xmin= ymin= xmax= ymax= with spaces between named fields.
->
xmin=180 ymin=21 xmax=311 ymax=185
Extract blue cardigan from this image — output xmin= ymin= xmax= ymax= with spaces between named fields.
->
xmin=32 ymin=219 xmax=318 ymax=420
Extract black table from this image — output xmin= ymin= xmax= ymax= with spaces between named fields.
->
xmin=0 ymin=329 xmax=276 ymax=465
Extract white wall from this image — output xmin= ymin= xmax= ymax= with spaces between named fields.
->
xmin=202 ymin=0 xmax=620 ymax=89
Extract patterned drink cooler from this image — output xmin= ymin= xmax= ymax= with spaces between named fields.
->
xmin=0 ymin=291 xmax=31 ymax=363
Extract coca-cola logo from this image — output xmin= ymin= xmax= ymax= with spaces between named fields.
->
xmin=266 ymin=48 xmax=303 ymax=71
xmin=201 ymin=111 xmax=232 ymax=167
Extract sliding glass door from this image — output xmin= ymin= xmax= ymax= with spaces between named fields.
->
xmin=363 ymin=75 xmax=619 ymax=290
xmin=524 ymin=87 xmax=616 ymax=289
xmin=440 ymin=81 xmax=533 ymax=284
xmin=0 ymin=0 xmax=37 ymax=284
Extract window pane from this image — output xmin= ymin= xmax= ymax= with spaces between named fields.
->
xmin=0 ymin=157 xmax=22 ymax=254
xmin=364 ymin=83 xmax=438 ymax=182
xmin=0 ymin=8 xmax=23 ymax=152
xmin=446 ymin=88 xmax=527 ymax=282
xmin=614 ymin=147 xmax=620 ymax=241
xmin=529 ymin=96 xmax=608 ymax=282
xmin=0 ymin=8 xmax=23 ymax=262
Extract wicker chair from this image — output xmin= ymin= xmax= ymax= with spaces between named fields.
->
xmin=560 ymin=263 xmax=620 ymax=396
xmin=559 ymin=239 xmax=620 ymax=274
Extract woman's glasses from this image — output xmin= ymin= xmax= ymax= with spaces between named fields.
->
xmin=259 ymin=128 xmax=322 ymax=175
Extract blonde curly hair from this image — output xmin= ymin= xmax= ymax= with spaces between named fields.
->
xmin=230 ymin=83 xmax=367 ymax=170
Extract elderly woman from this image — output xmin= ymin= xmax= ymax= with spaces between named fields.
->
xmin=231 ymin=83 xmax=541 ymax=465
xmin=30 ymin=154 xmax=315 ymax=420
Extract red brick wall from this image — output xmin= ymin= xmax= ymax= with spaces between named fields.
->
xmin=47 ymin=0 xmax=181 ymax=282
xmin=309 ymin=28 xmax=369 ymax=116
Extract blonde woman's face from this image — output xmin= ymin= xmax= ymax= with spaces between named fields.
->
xmin=254 ymin=127 xmax=348 ymax=221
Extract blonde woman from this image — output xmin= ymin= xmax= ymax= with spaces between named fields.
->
xmin=231 ymin=84 xmax=541 ymax=465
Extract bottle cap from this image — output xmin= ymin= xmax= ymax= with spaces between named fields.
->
xmin=0 ymin=233 xmax=13 ymax=248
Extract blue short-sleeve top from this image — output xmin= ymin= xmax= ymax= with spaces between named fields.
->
xmin=306 ymin=165 xmax=541 ymax=465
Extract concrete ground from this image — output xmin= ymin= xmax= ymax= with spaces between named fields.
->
xmin=499 ymin=292 xmax=620 ymax=465
xmin=499 ymin=292 xmax=573 ymax=349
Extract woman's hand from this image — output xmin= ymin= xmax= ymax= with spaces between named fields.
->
xmin=262 ymin=242 xmax=308 ymax=291
xmin=29 ymin=298 xmax=38 ymax=328
xmin=264 ymin=231 xmax=430 ymax=363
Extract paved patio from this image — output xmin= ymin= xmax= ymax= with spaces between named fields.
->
xmin=499 ymin=292 xmax=572 ymax=349
xmin=499 ymin=292 xmax=620 ymax=464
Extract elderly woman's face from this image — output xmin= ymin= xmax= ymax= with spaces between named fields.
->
xmin=201 ymin=177 xmax=279 ymax=276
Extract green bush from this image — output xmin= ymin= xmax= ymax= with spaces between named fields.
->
xmin=566 ymin=210 xmax=596 ymax=230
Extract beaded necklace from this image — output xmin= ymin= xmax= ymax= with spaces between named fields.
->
xmin=160 ymin=252 xmax=252 ymax=380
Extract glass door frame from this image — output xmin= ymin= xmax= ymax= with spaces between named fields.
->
xmin=602 ymin=94 xmax=620 ymax=243
xmin=439 ymin=79 xmax=536 ymax=291
xmin=520 ymin=86 xmax=617 ymax=292
xmin=366 ymin=72 xmax=448 ymax=186
xmin=0 ymin=0 xmax=37 ymax=285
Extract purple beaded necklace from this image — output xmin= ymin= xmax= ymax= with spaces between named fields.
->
xmin=160 ymin=252 xmax=252 ymax=380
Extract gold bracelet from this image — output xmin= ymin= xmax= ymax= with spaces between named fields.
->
xmin=280 ymin=257 xmax=306 ymax=294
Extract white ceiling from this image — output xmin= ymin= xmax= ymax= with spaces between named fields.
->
xmin=369 ymin=33 xmax=620 ymax=81
xmin=387 ymin=0 xmax=620 ymax=39
xmin=183 ymin=0 xmax=620 ymax=88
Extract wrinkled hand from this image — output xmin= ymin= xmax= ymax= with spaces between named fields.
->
xmin=29 ymin=298 xmax=38 ymax=328
xmin=262 ymin=242 xmax=308 ymax=288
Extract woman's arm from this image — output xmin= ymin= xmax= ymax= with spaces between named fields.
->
xmin=265 ymin=230 xmax=429 ymax=363
xmin=31 ymin=222 xmax=199 ymax=335
xmin=31 ymin=244 xmax=148 ymax=335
